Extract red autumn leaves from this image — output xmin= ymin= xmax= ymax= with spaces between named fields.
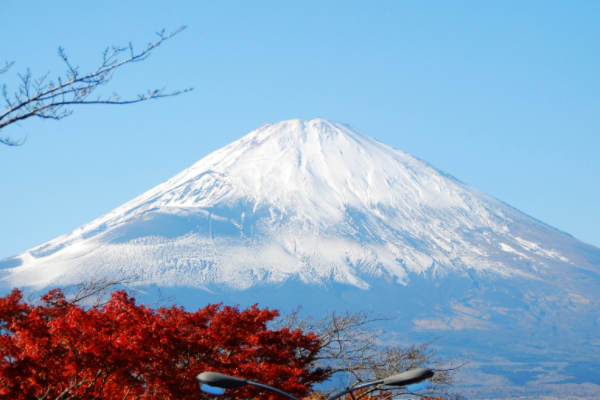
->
xmin=0 ymin=288 xmax=327 ymax=400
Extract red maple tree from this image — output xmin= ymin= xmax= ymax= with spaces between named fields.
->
xmin=0 ymin=288 xmax=327 ymax=400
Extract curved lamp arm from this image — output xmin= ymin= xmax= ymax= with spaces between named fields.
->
xmin=249 ymin=381 xmax=302 ymax=400
xmin=328 ymin=380 xmax=384 ymax=400
xmin=329 ymin=368 xmax=434 ymax=400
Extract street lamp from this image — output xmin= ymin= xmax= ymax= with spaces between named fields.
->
xmin=196 ymin=368 xmax=434 ymax=400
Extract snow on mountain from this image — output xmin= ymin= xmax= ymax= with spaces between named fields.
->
xmin=3 ymin=118 xmax=600 ymax=397
xmin=0 ymin=119 xmax=593 ymax=293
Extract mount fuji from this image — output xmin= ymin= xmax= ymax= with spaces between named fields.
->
xmin=2 ymin=119 xmax=600 ymax=397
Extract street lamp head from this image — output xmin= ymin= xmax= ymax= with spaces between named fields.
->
xmin=196 ymin=372 xmax=248 ymax=389
xmin=197 ymin=371 xmax=302 ymax=400
xmin=382 ymin=368 xmax=434 ymax=387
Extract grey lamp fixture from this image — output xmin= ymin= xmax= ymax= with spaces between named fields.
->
xmin=197 ymin=372 xmax=302 ymax=400
xmin=196 ymin=368 xmax=434 ymax=400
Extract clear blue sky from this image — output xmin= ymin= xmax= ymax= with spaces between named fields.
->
xmin=1 ymin=1 xmax=599 ymax=260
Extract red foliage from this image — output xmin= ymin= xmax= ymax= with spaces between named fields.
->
xmin=0 ymin=289 xmax=326 ymax=400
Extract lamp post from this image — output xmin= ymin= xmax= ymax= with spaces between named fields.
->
xmin=196 ymin=368 xmax=434 ymax=400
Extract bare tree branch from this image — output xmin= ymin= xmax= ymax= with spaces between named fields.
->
xmin=63 ymin=275 xmax=175 ymax=309
xmin=27 ymin=274 xmax=175 ymax=310
xmin=0 ymin=62 xmax=13 ymax=75
xmin=36 ymin=379 xmax=88 ymax=400
xmin=0 ymin=27 xmax=192 ymax=146
xmin=276 ymin=308 xmax=468 ymax=399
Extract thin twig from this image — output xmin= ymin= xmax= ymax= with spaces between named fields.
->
xmin=0 ymin=27 xmax=192 ymax=146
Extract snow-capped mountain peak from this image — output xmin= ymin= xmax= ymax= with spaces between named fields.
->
xmin=0 ymin=119 xmax=587 ymax=290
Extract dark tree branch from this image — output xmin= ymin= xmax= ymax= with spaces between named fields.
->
xmin=275 ymin=307 xmax=468 ymax=400
xmin=0 ymin=27 xmax=192 ymax=146
xmin=0 ymin=62 xmax=13 ymax=75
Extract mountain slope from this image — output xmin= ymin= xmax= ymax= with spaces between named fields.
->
xmin=2 ymin=119 xmax=595 ymax=293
